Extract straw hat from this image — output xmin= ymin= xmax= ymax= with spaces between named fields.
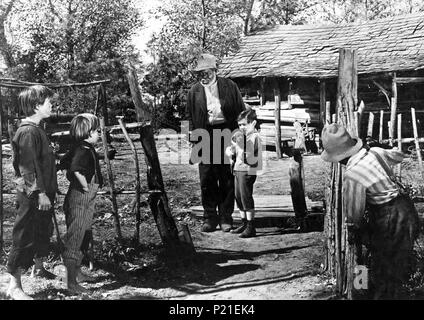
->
xmin=192 ymin=53 xmax=217 ymax=71
xmin=321 ymin=124 xmax=363 ymax=163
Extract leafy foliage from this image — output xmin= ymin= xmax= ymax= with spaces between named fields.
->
xmin=2 ymin=0 xmax=143 ymax=122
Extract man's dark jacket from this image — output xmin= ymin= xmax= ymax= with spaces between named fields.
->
xmin=185 ymin=77 xmax=245 ymax=133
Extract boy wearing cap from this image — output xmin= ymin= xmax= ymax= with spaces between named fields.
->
xmin=186 ymin=53 xmax=245 ymax=233
xmin=321 ymin=123 xmax=420 ymax=299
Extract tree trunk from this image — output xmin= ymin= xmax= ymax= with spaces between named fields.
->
xmin=126 ymin=65 xmax=181 ymax=249
xmin=0 ymin=0 xmax=17 ymax=68
xmin=201 ymin=0 xmax=207 ymax=48
xmin=243 ymin=0 xmax=255 ymax=35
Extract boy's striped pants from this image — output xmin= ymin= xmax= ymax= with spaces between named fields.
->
xmin=63 ymin=182 xmax=99 ymax=265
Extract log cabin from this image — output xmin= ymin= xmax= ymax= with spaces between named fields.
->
xmin=219 ymin=12 xmax=424 ymax=151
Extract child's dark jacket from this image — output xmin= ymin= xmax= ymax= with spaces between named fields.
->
xmin=60 ymin=141 xmax=103 ymax=191
xmin=12 ymin=121 xmax=58 ymax=196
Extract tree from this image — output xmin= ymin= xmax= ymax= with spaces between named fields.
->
xmin=3 ymin=0 xmax=143 ymax=118
xmin=0 ymin=0 xmax=17 ymax=68
xmin=252 ymin=0 xmax=318 ymax=29
xmin=142 ymin=0 xmax=245 ymax=129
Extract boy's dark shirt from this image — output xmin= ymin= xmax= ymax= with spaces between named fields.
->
xmin=12 ymin=121 xmax=58 ymax=196
xmin=63 ymin=141 xmax=103 ymax=191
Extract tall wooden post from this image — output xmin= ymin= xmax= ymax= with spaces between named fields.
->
xmin=326 ymin=102 xmax=331 ymax=125
xmin=117 ymin=116 xmax=141 ymax=243
xmin=95 ymin=84 xmax=109 ymax=126
xmin=397 ymin=114 xmax=402 ymax=177
xmin=326 ymin=48 xmax=358 ymax=298
xmin=411 ymin=108 xmax=424 ymax=181
xmin=367 ymin=112 xmax=374 ymax=138
xmin=289 ymin=149 xmax=308 ymax=230
xmin=274 ymin=88 xmax=282 ymax=158
xmin=126 ymin=65 xmax=181 ymax=248
xmin=0 ymin=88 xmax=3 ymax=252
xmin=379 ymin=110 xmax=384 ymax=143
xmin=320 ymin=80 xmax=326 ymax=131
xmin=100 ymin=117 xmax=122 ymax=241
xmin=260 ymin=77 xmax=266 ymax=107
xmin=7 ymin=90 xmax=16 ymax=144
xmin=390 ymin=73 xmax=397 ymax=143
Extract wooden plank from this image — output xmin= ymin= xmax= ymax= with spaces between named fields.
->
xmin=320 ymin=81 xmax=326 ymax=130
xmin=396 ymin=77 xmax=424 ymax=84
xmin=367 ymin=112 xmax=374 ymax=138
xmin=411 ymin=108 xmax=424 ymax=181
xmin=325 ymin=101 xmax=331 ymax=125
xmin=379 ymin=109 xmax=384 ymax=142
xmin=274 ymin=88 xmax=282 ymax=158
xmin=391 ymin=73 xmax=397 ymax=143
xmin=0 ymin=88 xmax=3 ymax=251
xmin=397 ymin=113 xmax=402 ymax=177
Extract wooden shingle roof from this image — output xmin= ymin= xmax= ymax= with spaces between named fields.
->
xmin=220 ymin=13 xmax=424 ymax=79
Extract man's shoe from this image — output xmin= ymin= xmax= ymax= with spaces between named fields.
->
xmin=201 ymin=219 xmax=218 ymax=232
xmin=31 ymin=266 xmax=57 ymax=280
xmin=220 ymin=222 xmax=232 ymax=232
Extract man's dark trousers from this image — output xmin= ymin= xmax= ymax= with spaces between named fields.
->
xmin=199 ymin=163 xmax=234 ymax=224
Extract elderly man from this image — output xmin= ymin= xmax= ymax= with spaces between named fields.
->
xmin=186 ymin=53 xmax=245 ymax=232
xmin=321 ymin=123 xmax=420 ymax=299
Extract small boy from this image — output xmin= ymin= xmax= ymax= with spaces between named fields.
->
xmin=61 ymin=113 xmax=103 ymax=294
xmin=7 ymin=85 xmax=57 ymax=300
xmin=225 ymin=108 xmax=262 ymax=238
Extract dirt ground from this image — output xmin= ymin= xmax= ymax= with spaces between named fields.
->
xmin=0 ymin=134 xmax=423 ymax=300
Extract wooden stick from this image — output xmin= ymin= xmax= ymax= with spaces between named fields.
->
xmin=379 ymin=110 xmax=384 ymax=143
xmin=353 ymin=111 xmax=359 ymax=137
xmin=0 ymin=88 xmax=3 ymax=252
xmin=397 ymin=113 xmax=402 ymax=178
xmin=367 ymin=112 xmax=374 ymax=138
xmin=390 ymin=73 xmax=397 ymax=140
xmin=117 ymin=116 xmax=141 ymax=243
xmin=411 ymin=108 xmax=424 ymax=181
xmin=326 ymin=101 xmax=331 ymax=125
xmin=289 ymin=150 xmax=308 ymax=225
xmin=274 ymin=88 xmax=282 ymax=158
xmin=100 ymin=117 xmax=122 ymax=241
xmin=388 ymin=121 xmax=393 ymax=147
xmin=0 ymin=79 xmax=111 ymax=89
xmin=334 ymin=164 xmax=342 ymax=294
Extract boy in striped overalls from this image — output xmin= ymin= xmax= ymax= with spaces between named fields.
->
xmin=62 ymin=113 xmax=103 ymax=294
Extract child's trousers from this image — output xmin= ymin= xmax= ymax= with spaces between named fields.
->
xmin=234 ymin=171 xmax=256 ymax=211
xmin=7 ymin=192 xmax=55 ymax=274
xmin=63 ymin=182 xmax=98 ymax=265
